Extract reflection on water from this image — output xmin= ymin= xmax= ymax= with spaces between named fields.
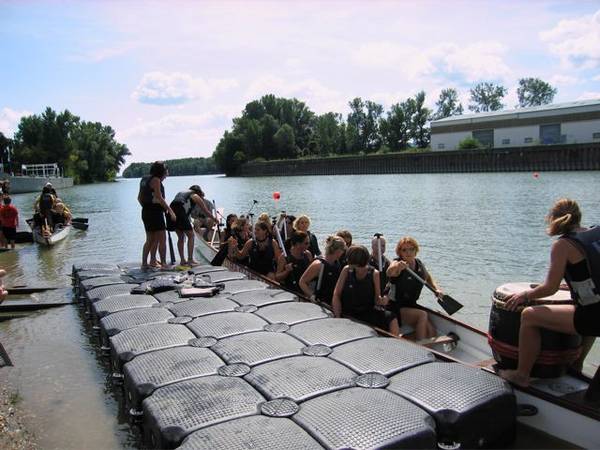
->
xmin=0 ymin=172 xmax=598 ymax=447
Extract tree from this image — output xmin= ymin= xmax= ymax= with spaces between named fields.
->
xmin=411 ymin=91 xmax=432 ymax=148
xmin=313 ymin=113 xmax=343 ymax=156
xmin=273 ymin=124 xmax=297 ymax=159
xmin=346 ymin=98 xmax=384 ymax=153
xmin=260 ymin=114 xmax=279 ymax=159
xmin=379 ymin=103 xmax=409 ymax=152
xmin=433 ymin=88 xmax=463 ymax=120
xmin=468 ymin=82 xmax=507 ymax=112
xmin=0 ymin=132 xmax=12 ymax=172
xmin=517 ymin=77 xmax=557 ymax=107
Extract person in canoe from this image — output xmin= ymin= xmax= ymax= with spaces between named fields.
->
xmin=500 ymin=198 xmax=600 ymax=387
xmin=369 ymin=234 xmax=391 ymax=288
xmin=138 ymin=161 xmax=176 ymax=270
xmin=227 ymin=217 xmax=251 ymax=265
xmin=34 ymin=184 xmax=56 ymax=233
xmin=293 ymin=215 xmax=321 ymax=257
xmin=168 ymin=185 xmax=216 ymax=266
xmin=335 ymin=229 xmax=353 ymax=267
xmin=228 ymin=221 xmax=282 ymax=278
xmin=51 ymin=201 xmax=72 ymax=227
xmin=332 ymin=245 xmax=400 ymax=335
xmin=386 ymin=237 xmax=440 ymax=341
xmin=299 ymin=235 xmax=346 ymax=304
xmin=275 ymin=230 xmax=313 ymax=293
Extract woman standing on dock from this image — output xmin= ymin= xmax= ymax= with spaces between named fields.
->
xmin=138 ymin=161 xmax=176 ymax=270
xmin=500 ymin=198 xmax=600 ymax=387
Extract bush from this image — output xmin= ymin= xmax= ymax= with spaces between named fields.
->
xmin=458 ymin=137 xmax=482 ymax=149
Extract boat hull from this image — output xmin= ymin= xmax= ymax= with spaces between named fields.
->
xmin=32 ymin=224 xmax=71 ymax=246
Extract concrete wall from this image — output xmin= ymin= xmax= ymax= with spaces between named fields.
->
xmin=562 ymin=119 xmax=600 ymax=144
xmin=4 ymin=176 xmax=74 ymax=194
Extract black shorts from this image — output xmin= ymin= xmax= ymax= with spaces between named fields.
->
xmin=574 ymin=303 xmax=600 ymax=336
xmin=348 ymin=308 xmax=396 ymax=329
xmin=2 ymin=227 xmax=16 ymax=240
xmin=141 ymin=206 xmax=166 ymax=232
xmin=167 ymin=202 xmax=192 ymax=231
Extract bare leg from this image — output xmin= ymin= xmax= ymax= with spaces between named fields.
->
xmin=142 ymin=232 xmax=152 ymax=268
xmin=389 ymin=318 xmax=400 ymax=336
xmin=149 ymin=231 xmax=161 ymax=266
xmin=175 ymin=230 xmax=185 ymax=265
xmin=399 ymin=307 xmax=430 ymax=341
xmin=500 ymin=305 xmax=577 ymax=387
xmin=186 ymin=230 xmax=196 ymax=264
xmin=426 ymin=319 xmax=437 ymax=338
xmin=158 ymin=231 xmax=167 ymax=267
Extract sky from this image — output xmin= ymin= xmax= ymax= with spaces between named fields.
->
xmin=1 ymin=0 xmax=600 ymax=167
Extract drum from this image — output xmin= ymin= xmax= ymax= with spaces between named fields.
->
xmin=488 ymin=282 xmax=582 ymax=378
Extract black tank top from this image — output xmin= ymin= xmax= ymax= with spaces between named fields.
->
xmin=315 ymin=257 xmax=341 ymax=304
xmin=283 ymin=253 xmax=310 ymax=292
xmin=248 ymin=238 xmax=275 ymax=275
xmin=389 ymin=258 xmax=427 ymax=308
xmin=342 ymin=267 xmax=375 ymax=315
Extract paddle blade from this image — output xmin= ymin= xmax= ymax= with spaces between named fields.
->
xmin=437 ymin=294 xmax=463 ymax=315
xmin=72 ymin=222 xmax=88 ymax=231
xmin=210 ymin=243 xmax=229 ymax=266
xmin=15 ymin=231 xmax=33 ymax=243
xmin=72 ymin=217 xmax=88 ymax=223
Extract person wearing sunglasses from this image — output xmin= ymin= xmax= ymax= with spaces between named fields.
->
xmin=386 ymin=236 xmax=441 ymax=341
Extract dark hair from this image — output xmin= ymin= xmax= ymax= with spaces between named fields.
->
xmin=254 ymin=221 xmax=269 ymax=233
xmin=336 ymin=229 xmax=353 ymax=246
xmin=289 ymin=230 xmax=308 ymax=247
xmin=346 ymin=245 xmax=370 ymax=267
xmin=149 ymin=161 xmax=168 ymax=178
xmin=42 ymin=186 xmax=52 ymax=194
xmin=3 ymin=196 xmax=11 ymax=205
xmin=189 ymin=185 xmax=204 ymax=196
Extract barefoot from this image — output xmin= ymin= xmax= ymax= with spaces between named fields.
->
xmin=150 ymin=261 xmax=161 ymax=268
xmin=499 ymin=369 xmax=530 ymax=388
xmin=187 ymin=260 xmax=200 ymax=267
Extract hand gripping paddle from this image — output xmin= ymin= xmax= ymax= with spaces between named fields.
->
xmin=404 ymin=266 xmax=463 ymax=315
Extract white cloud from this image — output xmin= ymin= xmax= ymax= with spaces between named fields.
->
xmin=435 ymin=41 xmax=512 ymax=82
xmin=549 ymin=74 xmax=579 ymax=86
xmin=0 ymin=107 xmax=32 ymax=136
xmin=132 ymin=72 xmax=239 ymax=105
xmin=246 ymin=76 xmax=346 ymax=114
xmin=577 ymin=92 xmax=600 ymax=100
xmin=540 ymin=10 xmax=600 ymax=69
xmin=593 ymin=74 xmax=600 ymax=81
xmin=352 ymin=42 xmax=436 ymax=79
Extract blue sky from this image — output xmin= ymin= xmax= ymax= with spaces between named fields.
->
xmin=1 ymin=0 xmax=599 ymax=165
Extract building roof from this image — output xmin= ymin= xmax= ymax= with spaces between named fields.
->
xmin=431 ymin=98 xmax=600 ymax=127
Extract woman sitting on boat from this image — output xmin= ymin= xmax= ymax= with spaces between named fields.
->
xmin=332 ymin=245 xmax=400 ymax=335
xmin=227 ymin=216 xmax=251 ymax=265
xmin=335 ymin=229 xmax=353 ymax=267
xmin=500 ymin=198 xmax=600 ymax=387
xmin=51 ymin=201 xmax=72 ymax=226
xmin=222 ymin=214 xmax=238 ymax=241
xmin=293 ymin=215 xmax=321 ymax=257
xmin=370 ymin=235 xmax=391 ymax=288
xmin=257 ymin=213 xmax=273 ymax=236
xmin=168 ymin=185 xmax=215 ymax=266
xmin=299 ymin=235 xmax=346 ymax=304
xmin=138 ymin=161 xmax=176 ymax=270
xmin=275 ymin=230 xmax=313 ymax=293
xmin=228 ymin=221 xmax=281 ymax=278
xmin=386 ymin=237 xmax=440 ymax=341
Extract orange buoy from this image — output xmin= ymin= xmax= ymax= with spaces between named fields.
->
xmin=533 ymin=172 xmax=540 ymax=179
xmin=272 ymin=192 xmax=281 ymax=200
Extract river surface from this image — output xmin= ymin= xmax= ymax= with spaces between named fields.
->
xmin=0 ymin=171 xmax=598 ymax=448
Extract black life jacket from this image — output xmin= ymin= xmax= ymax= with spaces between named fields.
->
xmin=314 ymin=257 xmax=341 ymax=304
xmin=283 ymin=252 xmax=310 ymax=292
xmin=172 ymin=190 xmax=196 ymax=216
xmin=561 ymin=226 xmax=600 ymax=306
xmin=248 ymin=237 xmax=275 ymax=275
xmin=139 ymin=175 xmax=164 ymax=207
xmin=341 ymin=267 xmax=375 ymax=315
xmin=388 ymin=258 xmax=427 ymax=307
xmin=39 ymin=193 xmax=55 ymax=213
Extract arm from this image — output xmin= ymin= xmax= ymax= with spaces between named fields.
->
xmin=299 ymin=260 xmax=321 ymax=298
xmin=374 ymin=269 xmax=388 ymax=305
xmin=332 ymin=267 xmax=348 ymax=318
xmin=275 ymin=254 xmax=293 ymax=282
xmin=387 ymin=259 xmax=407 ymax=277
xmin=237 ymin=239 xmax=253 ymax=259
xmin=150 ymin=178 xmax=175 ymax=220
xmin=193 ymin=195 xmax=216 ymax=220
xmin=505 ymin=240 xmax=569 ymax=310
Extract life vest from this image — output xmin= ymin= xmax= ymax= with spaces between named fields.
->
xmin=561 ymin=226 xmax=600 ymax=306
xmin=139 ymin=175 xmax=164 ymax=207
xmin=283 ymin=252 xmax=310 ymax=291
xmin=39 ymin=192 xmax=55 ymax=214
xmin=172 ymin=190 xmax=197 ymax=216
xmin=342 ymin=267 xmax=375 ymax=315
xmin=314 ymin=257 xmax=341 ymax=304
xmin=388 ymin=258 xmax=427 ymax=307
xmin=248 ymin=237 xmax=276 ymax=275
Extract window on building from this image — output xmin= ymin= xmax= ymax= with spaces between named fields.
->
xmin=472 ymin=129 xmax=494 ymax=148
xmin=501 ymin=138 xmax=510 ymax=145
xmin=524 ymin=137 xmax=533 ymax=144
xmin=539 ymin=124 xmax=561 ymax=144
xmin=593 ymin=132 xmax=600 ymax=139
xmin=437 ymin=143 xmax=445 ymax=149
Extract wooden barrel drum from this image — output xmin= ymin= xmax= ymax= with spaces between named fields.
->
xmin=488 ymin=282 xmax=582 ymax=378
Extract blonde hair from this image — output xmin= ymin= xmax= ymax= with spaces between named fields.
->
xmin=546 ymin=198 xmax=581 ymax=236
xmin=395 ymin=236 xmax=420 ymax=257
xmin=258 ymin=212 xmax=270 ymax=223
xmin=293 ymin=215 xmax=311 ymax=230
xmin=324 ymin=235 xmax=346 ymax=256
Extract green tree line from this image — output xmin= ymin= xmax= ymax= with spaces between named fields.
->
xmin=0 ymin=107 xmax=130 ymax=183
xmin=122 ymin=157 xmax=218 ymax=178
xmin=213 ymin=78 xmax=557 ymax=174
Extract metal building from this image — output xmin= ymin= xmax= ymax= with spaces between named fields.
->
xmin=430 ymin=99 xmax=600 ymax=151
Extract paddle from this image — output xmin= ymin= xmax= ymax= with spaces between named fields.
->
xmin=7 ymin=286 xmax=61 ymax=295
xmin=404 ymin=266 xmax=463 ymax=315
xmin=72 ymin=221 xmax=88 ymax=230
xmin=15 ymin=231 xmax=33 ymax=243
xmin=72 ymin=217 xmax=88 ymax=223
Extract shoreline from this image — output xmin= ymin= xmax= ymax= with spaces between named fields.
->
xmin=0 ymin=385 xmax=37 ymax=450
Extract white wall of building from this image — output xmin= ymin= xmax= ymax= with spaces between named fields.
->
xmin=431 ymin=131 xmax=470 ymax=151
xmin=562 ymin=119 xmax=600 ymax=144
xmin=493 ymin=126 xmax=539 ymax=147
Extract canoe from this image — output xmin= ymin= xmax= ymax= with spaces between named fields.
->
xmin=195 ymin=235 xmax=600 ymax=449
xmin=27 ymin=219 xmax=71 ymax=246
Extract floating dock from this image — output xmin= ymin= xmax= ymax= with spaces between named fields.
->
xmin=73 ymin=263 xmax=517 ymax=449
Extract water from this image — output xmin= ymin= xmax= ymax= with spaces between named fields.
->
xmin=0 ymin=171 xmax=598 ymax=448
